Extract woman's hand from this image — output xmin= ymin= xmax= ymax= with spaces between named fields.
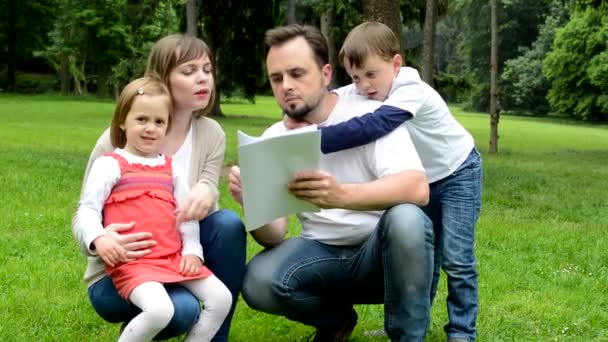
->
xmin=94 ymin=222 xmax=156 ymax=266
xmin=176 ymin=183 xmax=214 ymax=222
xmin=180 ymin=255 xmax=203 ymax=276
xmin=228 ymin=166 xmax=243 ymax=206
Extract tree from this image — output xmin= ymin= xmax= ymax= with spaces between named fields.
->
xmin=7 ymin=0 xmax=16 ymax=91
xmin=362 ymin=0 xmax=402 ymax=51
xmin=489 ymin=0 xmax=499 ymax=153
xmin=500 ymin=1 xmax=570 ymax=115
xmin=421 ymin=0 xmax=437 ymax=85
xmin=543 ymin=5 xmax=608 ymax=121
xmin=200 ymin=0 xmax=275 ymax=115
xmin=287 ymin=0 xmax=297 ymax=24
xmin=187 ymin=0 xmax=199 ymax=35
xmin=458 ymin=0 xmax=553 ymax=111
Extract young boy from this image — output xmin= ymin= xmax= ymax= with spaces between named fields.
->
xmin=286 ymin=21 xmax=482 ymax=342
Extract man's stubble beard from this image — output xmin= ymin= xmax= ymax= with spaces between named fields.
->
xmin=282 ymin=85 xmax=326 ymax=120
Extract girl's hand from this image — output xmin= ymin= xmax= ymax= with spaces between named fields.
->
xmin=176 ymin=183 xmax=214 ymax=222
xmin=228 ymin=166 xmax=243 ymax=206
xmin=180 ymin=255 xmax=203 ymax=276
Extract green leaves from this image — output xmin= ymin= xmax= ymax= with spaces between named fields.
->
xmin=543 ymin=7 xmax=608 ymax=121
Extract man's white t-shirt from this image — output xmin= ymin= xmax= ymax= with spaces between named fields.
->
xmin=262 ymin=92 xmax=424 ymax=246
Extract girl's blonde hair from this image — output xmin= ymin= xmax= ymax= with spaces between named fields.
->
xmin=110 ymin=77 xmax=172 ymax=148
xmin=145 ymin=34 xmax=215 ymax=118
xmin=339 ymin=21 xmax=400 ymax=68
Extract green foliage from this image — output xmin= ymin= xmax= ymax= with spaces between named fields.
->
xmin=458 ymin=0 xmax=553 ymax=112
xmin=433 ymin=72 xmax=471 ymax=103
xmin=35 ymin=0 xmax=180 ymax=96
xmin=500 ymin=1 xmax=571 ymax=115
xmin=199 ymin=0 xmax=276 ymax=102
xmin=543 ymin=7 xmax=608 ymax=121
xmin=13 ymin=73 xmax=60 ymax=94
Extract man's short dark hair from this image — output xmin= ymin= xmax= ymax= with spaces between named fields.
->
xmin=265 ymin=25 xmax=329 ymax=68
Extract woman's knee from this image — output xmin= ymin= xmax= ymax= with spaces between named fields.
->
xmin=206 ymin=209 xmax=245 ymax=235
xmin=159 ymin=286 xmax=200 ymax=337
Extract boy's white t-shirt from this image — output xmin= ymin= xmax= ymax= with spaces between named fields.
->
xmin=337 ymin=67 xmax=475 ymax=183
xmin=262 ymin=92 xmax=424 ymax=246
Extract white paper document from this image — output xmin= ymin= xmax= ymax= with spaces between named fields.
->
xmin=237 ymin=126 xmax=321 ymax=231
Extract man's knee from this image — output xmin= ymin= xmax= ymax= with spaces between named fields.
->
xmin=242 ymin=255 xmax=278 ymax=311
xmin=382 ymin=204 xmax=432 ymax=246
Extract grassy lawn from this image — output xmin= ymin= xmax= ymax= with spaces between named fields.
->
xmin=1 ymin=94 xmax=607 ymax=341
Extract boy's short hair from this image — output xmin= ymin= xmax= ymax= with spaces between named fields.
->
xmin=339 ymin=21 xmax=400 ymax=68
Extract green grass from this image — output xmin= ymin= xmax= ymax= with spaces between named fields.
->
xmin=1 ymin=94 xmax=607 ymax=341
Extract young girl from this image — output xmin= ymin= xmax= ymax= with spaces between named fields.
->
xmin=77 ymin=77 xmax=232 ymax=342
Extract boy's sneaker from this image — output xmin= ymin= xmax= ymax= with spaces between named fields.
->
xmin=311 ymin=309 xmax=358 ymax=342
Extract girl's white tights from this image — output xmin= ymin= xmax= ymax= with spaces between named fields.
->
xmin=117 ymin=275 xmax=232 ymax=342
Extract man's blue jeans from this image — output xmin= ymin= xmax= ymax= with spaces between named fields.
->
xmin=87 ymin=209 xmax=247 ymax=341
xmin=242 ymin=204 xmax=434 ymax=342
xmin=423 ymin=148 xmax=483 ymax=342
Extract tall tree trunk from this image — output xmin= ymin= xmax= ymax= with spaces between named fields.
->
xmin=7 ymin=0 xmax=16 ymax=91
xmin=96 ymin=64 xmax=110 ymax=98
xmin=421 ymin=0 xmax=437 ymax=86
xmin=362 ymin=0 xmax=402 ymax=52
xmin=489 ymin=0 xmax=500 ymax=153
xmin=287 ymin=0 xmax=297 ymax=25
xmin=187 ymin=0 xmax=199 ymax=36
xmin=320 ymin=3 xmax=336 ymax=86
xmin=60 ymin=56 xmax=71 ymax=94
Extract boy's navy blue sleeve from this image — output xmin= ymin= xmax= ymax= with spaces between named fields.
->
xmin=320 ymin=105 xmax=413 ymax=154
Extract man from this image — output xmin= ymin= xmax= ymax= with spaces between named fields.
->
xmin=229 ymin=25 xmax=434 ymax=342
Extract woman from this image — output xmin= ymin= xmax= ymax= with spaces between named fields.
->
xmin=72 ymin=34 xmax=246 ymax=341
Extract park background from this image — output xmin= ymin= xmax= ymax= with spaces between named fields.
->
xmin=1 ymin=0 xmax=607 ymax=340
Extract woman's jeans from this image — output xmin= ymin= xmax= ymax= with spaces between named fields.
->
xmin=88 ymin=209 xmax=246 ymax=341
xmin=242 ymin=204 xmax=434 ymax=342
xmin=423 ymin=148 xmax=483 ymax=342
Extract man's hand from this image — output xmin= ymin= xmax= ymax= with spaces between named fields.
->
xmin=180 ymin=254 xmax=203 ymax=276
xmin=103 ymin=222 xmax=156 ymax=261
xmin=176 ymin=183 xmax=214 ymax=223
xmin=288 ymin=170 xmax=349 ymax=209
xmin=282 ymin=115 xmax=313 ymax=130
xmin=228 ymin=166 xmax=243 ymax=206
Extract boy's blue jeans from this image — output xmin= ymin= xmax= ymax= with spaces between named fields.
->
xmin=423 ymin=148 xmax=483 ymax=342
xmin=242 ymin=204 xmax=434 ymax=342
xmin=87 ymin=209 xmax=247 ymax=341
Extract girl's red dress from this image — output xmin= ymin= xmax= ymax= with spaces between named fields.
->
xmin=103 ymin=152 xmax=212 ymax=299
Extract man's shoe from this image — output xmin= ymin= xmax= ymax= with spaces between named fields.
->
xmin=311 ymin=309 xmax=358 ymax=342
xmin=447 ymin=338 xmax=469 ymax=342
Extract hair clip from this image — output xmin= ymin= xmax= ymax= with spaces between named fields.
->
xmin=137 ymin=87 xmax=144 ymax=95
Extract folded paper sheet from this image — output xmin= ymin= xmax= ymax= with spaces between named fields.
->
xmin=237 ymin=126 xmax=321 ymax=231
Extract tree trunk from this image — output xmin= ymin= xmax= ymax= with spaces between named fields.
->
xmin=208 ymin=89 xmax=224 ymax=117
xmin=187 ymin=0 xmax=199 ymax=36
xmin=60 ymin=56 xmax=71 ymax=94
xmin=362 ymin=0 xmax=402 ymax=52
xmin=96 ymin=64 xmax=110 ymax=98
xmin=7 ymin=0 xmax=16 ymax=91
xmin=320 ymin=3 xmax=336 ymax=87
xmin=489 ymin=0 xmax=500 ymax=153
xmin=421 ymin=0 xmax=437 ymax=86
xmin=287 ymin=0 xmax=297 ymax=25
